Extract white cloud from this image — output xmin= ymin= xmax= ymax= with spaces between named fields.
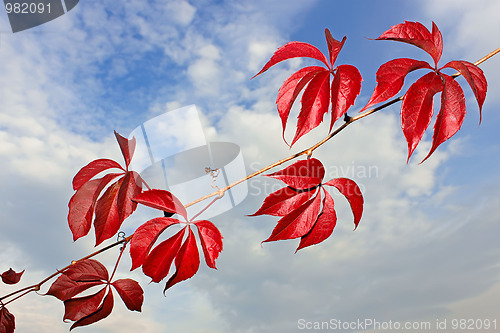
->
xmin=1 ymin=0 xmax=499 ymax=332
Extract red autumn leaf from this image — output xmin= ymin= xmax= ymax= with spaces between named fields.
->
xmin=114 ymin=131 xmax=136 ymax=169
xmin=133 ymin=189 xmax=188 ymax=221
xmin=164 ymin=227 xmax=200 ymax=292
xmin=68 ymin=173 xmax=122 ymax=241
xmin=442 ymin=60 xmax=487 ymax=121
xmin=63 ymin=287 xmax=107 ymax=322
xmin=296 ymin=189 xmax=337 ymax=251
xmin=129 ymin=217 xmax=182 ymax=270
xmin=325 ymin=28 xmax=346 ymax=67
xmin=94 ymin=179 xmax=123 ymax=246
xmin=360 ymin=58 xmax=432 ymax=112
xmin=324 ymin=178 xmax=364 ymax=229
xmin=117 ymin=171 xmax=142 ymax=222
xmin=267 ymin=158 xmax=325 ymax=189
xmin=423 ymin=74 xmax=466 ymax=162
xmin=47 ymin=259 xmax=142 ymax=329
xmin=330 ymin=64 xmax=362 ymax=130
xmin=64 ymin=259 xmax=109 ymax=282
xmin=72 ymin=159 xmax=124 ymax=191
xmin=372 ymin=22 xmax=487 ymax=162
xmin=263 ymin=191 xmax=322 ymax=243
xmin=252 ymin=41 xmax=329 ymax=78
xmin=142 ymin=227 xmax=186 ymax=283
xmin=69 ymin=289 xmax=114 ymax=331
xmin=69 ymin=132 xmax=143 ymax=243
xmin=292 ymin=70 xmax=330 ymax=145
xmin=254 ymin=29 xmax=361 ymax=146
xmin=47 ymin=274 xmax=104 ymax=301
xmin=111 ymin=279 xmax=143 ymax=312
xmin=249 ymin=186 xmax=315 ymax=217
xmin=1 ymin=268 xmax=24 ymax=285
xmin=276 ymin=66 xmax=325 ymax=139
xmin=194 ymin=220 xmax=223 ymax=269
xmin=0 ymin=306 xmax=15 ymax=333
xmin=376 ymin=21 xmax=443 ymax=66
xmin=401 ymin=72 xmax=444 ymax=161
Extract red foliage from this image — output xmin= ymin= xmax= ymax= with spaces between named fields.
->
xmin=253 ymin=29 xmax=362 ymax=146
xmin=361 ymin=21 xmax=487 ymax=162
xmin=68 ymin=132 xmax=143 ymax=245
xmin=131 ymin=190 xmax=223 ymax=292
xmin=251 ymin=158 xmax=364 ymax=251
xmin=46 ymin=259 xmax=143 ymax=330
xmin=1 ymin=20 xmax=490 ymax=333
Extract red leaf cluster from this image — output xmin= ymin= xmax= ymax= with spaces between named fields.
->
xmin=1 ymin=269 xmax=24 ymax=285
xmin=46 ymin=259 xmax=143 ymax=330
xmin=131 ymin=190 xmax=223 ymax=292
xmin=68 ymin=132 xmax=144 ymax=245
xmin=253 ymin=29 xmax=362 ymax=146
xmin=251 ymin=158 xmax=363 ymax=251
xmin=361 ymin=21 xmax=487 ymax=162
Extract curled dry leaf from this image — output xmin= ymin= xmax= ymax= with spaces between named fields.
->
xmin=1 ymin=268 xmax=24 ymax=285
xmin=0 ymin=306 xmax=15 ymax=333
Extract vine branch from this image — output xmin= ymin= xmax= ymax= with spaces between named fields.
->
xmin=185 ymin=47 xmax=499 ymax=209
xmin=1 ymin=46 xmax=499 ymax=307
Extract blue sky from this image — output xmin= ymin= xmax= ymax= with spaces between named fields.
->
xmin=0 ymin=1 xmax=499 ymax=332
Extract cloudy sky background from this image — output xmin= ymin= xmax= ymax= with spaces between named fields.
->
xmin=0 ymin=0 xmax=499 ymax=332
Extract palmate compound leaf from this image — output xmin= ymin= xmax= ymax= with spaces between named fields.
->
xmin=0 ymin=306 xmax=15 ymax=333
xmin=252 ymin=158 xmax=364 ymax=251
xmin=131 ymin=193 xmax=223 ymax=291
xmin=68 ymin=132 xmax=143 ymax=244
xmin=254 ymin=28 xmax=362 ymax=146
xmin=368 ymin=21 xmax=487 ymax=162
xmin=46 ymin=259 xmax=143 ymax=330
